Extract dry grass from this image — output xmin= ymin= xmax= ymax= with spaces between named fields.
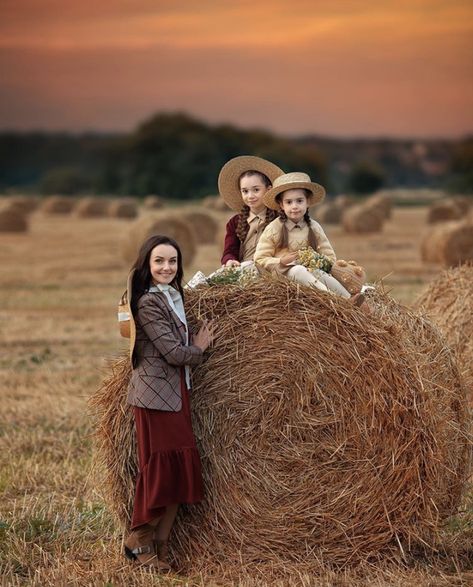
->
xmin=1 ymin=205 xmax=472 ymax=586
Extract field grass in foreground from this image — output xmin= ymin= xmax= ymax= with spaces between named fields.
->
xmin=0 ymin=208 xmax=472 ymax=585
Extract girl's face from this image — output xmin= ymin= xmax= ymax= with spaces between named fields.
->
xmin=280 ymin=189 xmax=309 ymax=224
xmin=149 ymin=244 xmax=178 ymax=286
xmin=239 ymin=174 xmax=269 ymax=214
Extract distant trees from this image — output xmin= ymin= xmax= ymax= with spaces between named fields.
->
xmin=98 ymin=112 xmax=328 ymax=199
xmin=448 ymin=138 xmax=473 ymax=193
xmin=347 ymin=161 xmax=385 ymax=195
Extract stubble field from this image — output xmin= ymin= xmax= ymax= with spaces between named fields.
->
xmin=0 ymin=205 xmax=471 ymax=586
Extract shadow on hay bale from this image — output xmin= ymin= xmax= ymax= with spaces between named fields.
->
xmin=420 ymin=221 xmax=473 ymax=266
xmin=122 ymin=213 xmax=196 ymax=267
xmin=90 ymin=280 xmax=469 ymax=580
xmin=181 ymin=208 xmax=219 ymax=244
xmin=40 ymin=195 xmax=76 ymax=214
xmin=0 ymin=204 xmax=29 ymax=232
xmin=414 ymin=264 xmax=473 ymax=402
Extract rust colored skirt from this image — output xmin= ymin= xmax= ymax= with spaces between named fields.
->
xmin=131 ymin=376 xmax=204 ymax=529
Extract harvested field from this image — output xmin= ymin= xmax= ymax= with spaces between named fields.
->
xmin=1 ymin=205 xmax=472 ymax=586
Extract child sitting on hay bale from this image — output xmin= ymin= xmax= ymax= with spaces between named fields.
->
xmin=122 ymin=234 xmax=215 ymax=572
xmin=188 ymin=155 xmax=284 ymax=288
xmin=254 ymin=172 xmax=367 ymax=305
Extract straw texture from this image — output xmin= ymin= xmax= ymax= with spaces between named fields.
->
xmin=414 ymin=264 xmax=473 ymax=402
xmin=90 ymin=279 xmax=469 ymax=582
xmin=181 ymin=208 xmax=219 ymax=244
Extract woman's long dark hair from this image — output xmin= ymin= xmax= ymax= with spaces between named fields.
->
xmin=129 ymin=234 xmax=184 ymax=317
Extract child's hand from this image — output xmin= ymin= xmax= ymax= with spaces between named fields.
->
xmin=279 ymin=252 xmax=299 ymax=266
xmin=225 ymin=259 xmax=240 ymax=268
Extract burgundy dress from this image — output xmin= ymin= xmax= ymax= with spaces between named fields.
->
xmin=131 ymin=373 xmax=204 ymax=529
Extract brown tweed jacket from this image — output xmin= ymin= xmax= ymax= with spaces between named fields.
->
xmin=127 ymin=290 xmax=203 ymax=411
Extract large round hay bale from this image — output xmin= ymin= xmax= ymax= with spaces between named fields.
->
xmin=420 ymin=220 xmax=473 ymax=266
xmin=74 ymin=196 xmax=109 ymax=218
xmin=312 ymin=201 xmax=341 ymax=224
xmin=342 ymin=203 xmax=384 ymax=233
xmin=91 ymin=281 xmax=469 ymax=581
xmin=0 ymin=205 xmax=29 ymax=232
xmin=414 ymin=265 xmax=473 ymax=400
xmin=202 ymin=195 xmax=229 ymax=211
xmin=365 ymin=193 xmax=392 ymax=219
xmin=40 ymin=195 xmax=75 ymax=215
xmin=6 ymin=195 xmax=39 ymax=215
xmin=143 ymin=195 xmax=164 ymax=210
xmin=181 ymin=208 xmax=219 ymax=244
xmin=427 ymin=200 xmax=463 ymax=224
xmin=108 ymin=198 xmax=138 ymax=219
xmin=123 ymin=213 xmax=196 ymax=267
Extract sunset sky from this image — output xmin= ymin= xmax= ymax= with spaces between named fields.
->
xmin=1 ymin=0 xmax=472 ymax=137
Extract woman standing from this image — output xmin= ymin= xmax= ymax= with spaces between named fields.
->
xmin=124 ymin=234 xmax=214 ymax=571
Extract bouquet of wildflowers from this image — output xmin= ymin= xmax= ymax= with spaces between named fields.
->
xmin=297 ymin=246 xmax=333 ymax=273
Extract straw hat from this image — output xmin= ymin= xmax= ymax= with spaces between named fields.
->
xmin=117 ymin=269 xmax=136 ymax=359
xmin=218 ymin=156 xmax=284 ymax=211
xmin=263 ymin=172 xmax=326 ymax=211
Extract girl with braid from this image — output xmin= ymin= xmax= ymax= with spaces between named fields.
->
xmin=218 ymin=156 xmax=283 ymax=268
xmin=254 ymin=172 xmax=365 ymax=304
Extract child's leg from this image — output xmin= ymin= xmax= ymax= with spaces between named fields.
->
xmin=311 ymin=269 xmax=351 ymax=299
xmin=286 ymin=265 xmax=329 ymax=292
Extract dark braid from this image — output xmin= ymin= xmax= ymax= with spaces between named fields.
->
xmin=304 ymin=208 xmax=319 ymax=250
xmin=235 ymin=205 xmax=251 ymax=242
xmin=264 ymin=207 xmax=278 ymax=227
xmin=276 ymin=210 xmax=289 ymax=249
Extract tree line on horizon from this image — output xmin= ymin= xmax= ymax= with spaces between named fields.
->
xmin=0 ymin=112 xmax=471 ymax=198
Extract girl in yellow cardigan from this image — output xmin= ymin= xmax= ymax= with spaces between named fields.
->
xmin=254 ymin=172 xmax=365 ymax=304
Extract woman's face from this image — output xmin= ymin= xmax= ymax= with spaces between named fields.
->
xmin=239 ymin=173 xmax=269 ymax=214
xmin=149 ymin=244 xmax=178 ymax=285
xmin=280 ymin=189 xmax=309 ymax=224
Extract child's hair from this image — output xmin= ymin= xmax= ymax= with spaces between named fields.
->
xmin=130 ymin=234 xmax=184 ymax=317
xmin=275 ymin=189 xmax=318 ymax=250
xmin=235 ymin=170 xmax=277 ymax=242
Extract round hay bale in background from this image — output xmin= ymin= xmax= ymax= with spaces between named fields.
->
xmin=0 ymin=205 xmax=29 ymax=232
xmin=74 ymin=196 xmax=109 ymax=218
xmin=5 ymin=195 xmax=39 ymax=215
xmin=40 ymin=195 xmax=75 ymax=215
xmin=143 ymin=195 xmax=164 ymax=210
xmin=415 ymin=265 xmax=473 ymax=401
xmin=427 ymin=200 xmax=463 ymax=224
xmin=365 ymin=193 xmax=393 ymax=219
xmin=202 ymin=195 xmax=229 ymax=211
xmin=312 ymin=201 xmax=341 ymax=224
xmin=342 ymin=203 xmax=384 ymax=233
xmin=181 ymin=208 xmax=219 ymax=244
xmin=334 ymin=194 xmax=355 ymax=210
xmin=90 ymin=280 xmax=470 ymax=581
xmin=420 ymin=220 xmax=473 ymax=266
xmin=108 ymin=198 xmax=138 ymax=219
xmin=450 ymin=196 xmax=471 ymax=216
xmin=123 ymin=212 xmax=196 ymax=267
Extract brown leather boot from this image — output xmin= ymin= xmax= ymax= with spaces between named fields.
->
xmin=155 ymin=538 xmax=170 ymax=567
xmin=124 ymin=524 xmax=171 ymax=572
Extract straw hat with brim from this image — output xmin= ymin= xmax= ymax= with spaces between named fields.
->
xmin=218 ymin=156 xmax=285 ymax=211
xmin=263 ymin=172 xmax=326 ymax=211
xmin=119 ymin=269 xmax=136 ymax=360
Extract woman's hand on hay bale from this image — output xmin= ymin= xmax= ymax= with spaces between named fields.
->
xmin=193 ymin=319 xmax=216 ymax=351
xmin=279 ymin=251 xmax=299 ymax=266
